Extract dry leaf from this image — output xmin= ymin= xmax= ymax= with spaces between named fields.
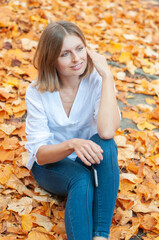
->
xmin=7 ymin=197 xmax=33 ymax=216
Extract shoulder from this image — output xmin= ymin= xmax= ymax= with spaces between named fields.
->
xmin=25 ymin=80 xmax=41 ymax=100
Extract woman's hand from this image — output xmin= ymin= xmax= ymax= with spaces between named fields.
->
xmin=71 ymin=138 xmax=103 ymax=166
xmin=86 ymin=48 xmax=112 ymax=79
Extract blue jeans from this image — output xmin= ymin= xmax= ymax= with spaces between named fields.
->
xmin=31 ymin=134 xmax=120 ymax=240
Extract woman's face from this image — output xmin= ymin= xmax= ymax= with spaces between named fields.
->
xmin=56 ymin=34 xmax=88 ymax=79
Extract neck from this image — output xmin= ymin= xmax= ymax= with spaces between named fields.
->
xmin=59 ymin=75 xmax=81 ymax=90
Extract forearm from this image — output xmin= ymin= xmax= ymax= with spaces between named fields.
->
xmin=36 ymin=140 xmax=74 ymax=165
xmin=97 ymin=73 xmax=120 ymax=139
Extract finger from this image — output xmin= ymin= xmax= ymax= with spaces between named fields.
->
xmin=94 ymin=148 xmax=103 ymax=161
xmin=76 ymin=150 xmax=92 ymax=166
xmin=84 ymin=145 xmax=101 ymax=164
xmin=96 ymin=146 xmax=104 ymax=159
xmin=94 ymin=149 xmax=103 ymax=161
xmin=82 ymin=148 xmax=98 ymax=164
xmin=96 ymin=144 xmax=103 ymax=153
xmin=88 ymin=140 xmax=103 ymax=156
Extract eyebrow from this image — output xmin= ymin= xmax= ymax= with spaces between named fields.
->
xmin=61 ymin=44 xmax=83 ymax=53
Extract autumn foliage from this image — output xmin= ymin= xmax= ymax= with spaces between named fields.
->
xmin=0 ymin=0 xmax=159 ymax=239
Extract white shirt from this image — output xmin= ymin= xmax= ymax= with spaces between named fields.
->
xmin=25 ymin=69 xmax=120 ymax=169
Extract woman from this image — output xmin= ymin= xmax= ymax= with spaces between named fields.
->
xmin=25 ymin=20 xmax=121 ymax=240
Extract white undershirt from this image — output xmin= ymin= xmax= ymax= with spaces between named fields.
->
xmin=25 ymin=69 xmax=120 ymax=170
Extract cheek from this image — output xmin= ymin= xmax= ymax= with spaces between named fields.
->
xmin=56 ymin=59 xmax=69 ymax=70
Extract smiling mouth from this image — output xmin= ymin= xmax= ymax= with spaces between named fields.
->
xmin=71 ymin=62 xmax=83 ymax=70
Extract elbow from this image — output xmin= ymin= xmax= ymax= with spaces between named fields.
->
xmin=36 ymin=146 xmax=46 ymax=166
xmin=36 ymin=155 xmax=44 ymax=166
xmin=98 ymin=130 xmax=116 ymax=140
xmin=97 ymin=124 xmax=120 ymax=140
xmin=36 ymin=157 xmax=44 ymax=166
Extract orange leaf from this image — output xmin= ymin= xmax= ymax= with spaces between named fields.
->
xmin=1 ymin=136 xmax=19 ymax=150
xmin=0 ymin=164 xmax=13 ymax=185
xmin=122 ymin=110 xmax=139 ymax=120
xmin=127 ymin=162 xmax=139 ymax=174
xmin=52 ymin=221 xmax=66 ymax=234
xmin=0 ymin=90 xmax=14 ymax=100
xmin=140 ymin=214 xmax=157 ymax=231
xmin=0 ymin=146 xmax=14 ymax=162
xmin=152 ymin=106 xmax=159 ymax=120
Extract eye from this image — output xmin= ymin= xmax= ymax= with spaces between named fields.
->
xmin=78 ymin=46 xmax=84 ymax=51
xmin=61 ymin=52 xmax=69 ymax=57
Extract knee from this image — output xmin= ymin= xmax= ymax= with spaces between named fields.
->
xmin=90 ymin=133 xmax=116 ymax=147
xmin=90 ymin=134 xmax=118 ymax=158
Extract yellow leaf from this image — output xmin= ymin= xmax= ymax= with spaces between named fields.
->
xmin=137 ymin=121 xmax=156 ymax=130
xmin=119 ymin=52 xmax=132 ymax=64
xmin=145 ymin=98 xmax=156 ymax=105
xmin=14 ymin=110 xmax=26 ymax=118
xmin=143 ymin=66 xmax=156 ymax=75
xmin=30 ymin=15 xmax=48 ymax=24
xmin=4 ymin=49 xmax=23 ymax=60
xmin=109 ymin=41 xmax=121 ymax=53
xmin=22 ymin=214 xmax=35 ymax=232
xmin=7 ymin=77 xmax=19 ymax=88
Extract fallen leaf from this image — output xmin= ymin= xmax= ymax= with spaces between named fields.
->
xmin=7 ymin=197 xmax=33 ymax=216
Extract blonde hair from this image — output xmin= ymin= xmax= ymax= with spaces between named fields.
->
xmin=32 ymin=20 xmax=94 ymax=93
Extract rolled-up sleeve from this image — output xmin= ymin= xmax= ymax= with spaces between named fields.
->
xmin=25 ymin=85 xmax=54 ymax=168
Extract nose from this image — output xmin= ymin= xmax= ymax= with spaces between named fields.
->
xmin=72 ymin=52 xmax=80 ymax=62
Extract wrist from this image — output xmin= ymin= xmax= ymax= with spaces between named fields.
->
xmin=102 ymin=72 xmax=114 ymax=81
xmin=67 ymin=138 xmax=76 ymax=151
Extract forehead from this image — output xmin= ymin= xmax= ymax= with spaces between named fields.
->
xmin=61 ymin=34 xmax=83 ymax=51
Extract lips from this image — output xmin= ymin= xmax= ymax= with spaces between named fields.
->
xmin=71 ymin=62 xmax=83 ymax=70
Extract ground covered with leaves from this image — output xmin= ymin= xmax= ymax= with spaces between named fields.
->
xmin=0 ymin=0 xmax=159 ymax=239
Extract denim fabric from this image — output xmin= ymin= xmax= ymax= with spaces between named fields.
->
xmin=31 ymin=134 xmax=120 ymax=240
